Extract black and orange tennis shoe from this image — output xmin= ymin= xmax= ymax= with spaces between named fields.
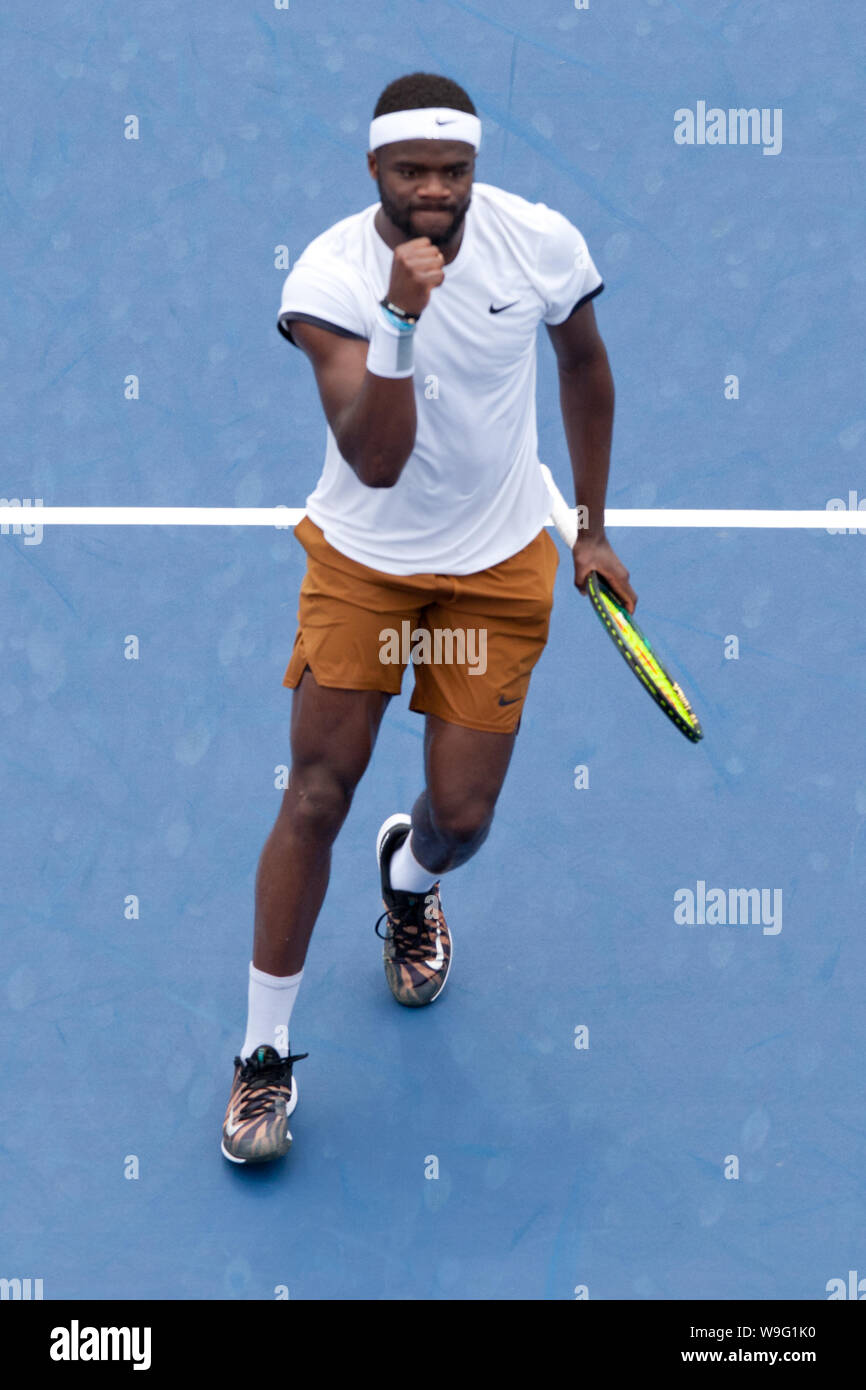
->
xmin=221 ymin=1043 xmax=308 ymax=1164
xmin=375 ymin=814 xmax=452 ymax=1007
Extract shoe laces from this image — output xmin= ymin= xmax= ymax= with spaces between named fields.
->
xmin=232 ymin=1049 xmax=309 ymax=1121
xmin=375 ymin=889 xmax=440 ymax=963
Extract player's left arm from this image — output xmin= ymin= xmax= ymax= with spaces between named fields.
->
xmin=546 ymin=302 xmax=637 ymax=612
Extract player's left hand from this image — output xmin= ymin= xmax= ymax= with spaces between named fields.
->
xmin=572 ymin=534 xmax=637 ymax=613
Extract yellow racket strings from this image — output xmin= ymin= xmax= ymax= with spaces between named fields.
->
xmin=598 ymin=591 xmax=700 ymax=730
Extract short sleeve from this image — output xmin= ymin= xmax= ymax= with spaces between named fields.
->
xmin=277 ymin=253 xmax=369 ymax=346
xmin=536 ymin=208 xmax=604 ymax=326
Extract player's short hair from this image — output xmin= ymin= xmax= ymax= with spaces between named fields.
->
xmin=373 ymin=73 xmax=476 ymax=118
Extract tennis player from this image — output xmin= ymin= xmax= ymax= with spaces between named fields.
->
xmin=222 ymin=72 xmax=637 ymax=1163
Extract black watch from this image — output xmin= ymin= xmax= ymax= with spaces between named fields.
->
xmin=380 ymin=297 xmax=420 ymax=325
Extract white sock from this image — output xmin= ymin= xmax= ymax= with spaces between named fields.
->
xmin=389 ymin=829 xmax=437 ymax=893
xmin=241 ymin=962 xmax=304 ymax=1061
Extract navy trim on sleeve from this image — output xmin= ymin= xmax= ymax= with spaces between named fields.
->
xmin=277 ymin=312 xmax=367 ymax=347
xmin=562 ymin=281 xmax=605 ymax=322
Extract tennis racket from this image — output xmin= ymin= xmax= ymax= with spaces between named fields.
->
xmin=540 ymin=464 xmax=704 ymax=743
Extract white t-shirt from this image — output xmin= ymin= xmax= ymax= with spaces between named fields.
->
xmin=277 ymin=181 xmax=604 ymax=575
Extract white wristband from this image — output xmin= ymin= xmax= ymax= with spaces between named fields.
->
xmin=366 ymin=306 xmax=415 ymax=379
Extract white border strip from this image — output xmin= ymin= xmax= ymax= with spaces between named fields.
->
xmin=0 ymin=506 xmax=863 ymax=529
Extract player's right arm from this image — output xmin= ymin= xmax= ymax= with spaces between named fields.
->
xmin=289 ymin=237 xmax=444 ymax=490
xmin=289 ymin=323 xmax=415 ymax=489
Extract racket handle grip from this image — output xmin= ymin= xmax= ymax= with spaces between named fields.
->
xmin=539 ymin=463 xmax=579 ymax=548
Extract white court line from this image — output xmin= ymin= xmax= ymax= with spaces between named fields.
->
xmin=0 ymin=506 xmax=864 ymax=529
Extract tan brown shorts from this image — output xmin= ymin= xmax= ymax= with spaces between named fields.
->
xmin=282 ymin=515 xmax=559 ymax=734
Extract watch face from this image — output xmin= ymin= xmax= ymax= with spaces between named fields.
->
xmin=383 ymin=300 xmax=416 ymax=323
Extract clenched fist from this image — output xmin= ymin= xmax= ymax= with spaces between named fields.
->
xmin=386 ymin=238 xmax=445 ymax=319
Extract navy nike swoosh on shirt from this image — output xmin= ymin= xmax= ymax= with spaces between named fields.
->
xmin=489 ymin=301 xmax=520 ymax=313
xmin=498 ymin=695 xmax=521 ymax=706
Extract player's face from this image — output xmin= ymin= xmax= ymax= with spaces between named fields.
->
xmin=372 ymin=141 xmax=475 ymax=248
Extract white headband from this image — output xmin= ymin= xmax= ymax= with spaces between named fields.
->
xmin=369 ymin=107 xmax=482 ymax=152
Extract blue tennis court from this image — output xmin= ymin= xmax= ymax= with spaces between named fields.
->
xmin=1 ymin=0 xmax=864 ymax=1301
